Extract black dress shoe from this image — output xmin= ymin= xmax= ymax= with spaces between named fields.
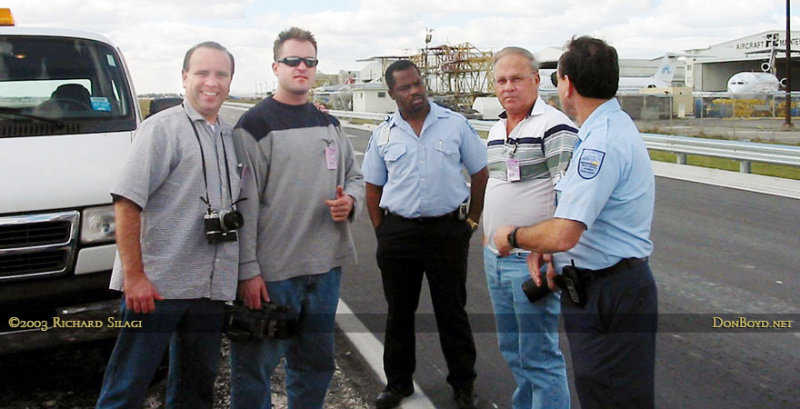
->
xmin=375 ymin=385 xmax=414 ymax=409
xmin=453 ymin=386 xmax=478 ymax=409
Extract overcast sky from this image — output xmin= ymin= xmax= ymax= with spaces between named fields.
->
xmin=5 ymin=0 xmax=797 ymax=95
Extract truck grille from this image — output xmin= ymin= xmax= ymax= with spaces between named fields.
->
xmin=0 ymin=211 xmax=79 ymax=281
xmin=0 ymin=250 xmax=68 ymax=278
xmin=0 ymin=221 xmax=72 ymax=249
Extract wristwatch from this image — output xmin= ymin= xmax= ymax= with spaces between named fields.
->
xmin=508 ymin=226 xmax=519 ymax=248
xmin=466 ymin=217 xmax=479 ymax=233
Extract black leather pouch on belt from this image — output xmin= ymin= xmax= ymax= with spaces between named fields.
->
xmin=556 ymin=260 xmax=587 ymax=308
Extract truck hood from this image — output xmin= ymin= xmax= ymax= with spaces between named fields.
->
xmin=0 ymin=132 xmax=132 ymax=214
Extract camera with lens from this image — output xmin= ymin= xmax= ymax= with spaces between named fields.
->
xmin=521 ymin=277 xmax=553 ymax=303
xmin=521 ymin=260 xmax=586 ymax=307
xmin=223 ymin=302 xmax=297 ymax=342
xmin=204 ymin=209 xmax=243 ymax=243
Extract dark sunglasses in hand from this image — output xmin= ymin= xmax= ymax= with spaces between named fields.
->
xmin=277 ymin=56 xmax=319 ymax=67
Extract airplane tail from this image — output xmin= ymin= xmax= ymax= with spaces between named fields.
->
xmin=653 ymin=54 xmax=678 ymax=85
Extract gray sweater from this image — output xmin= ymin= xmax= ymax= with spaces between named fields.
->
xmin=233 ymin=98 xmax=364 ymax=282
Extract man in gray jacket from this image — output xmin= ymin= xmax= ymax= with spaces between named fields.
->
xmin=229 ymin=27 xmax=364 ymax=409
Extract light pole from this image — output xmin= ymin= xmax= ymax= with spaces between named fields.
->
xmin=424 ymin=28 xmax=433 ymax=90
xmin=782 ymin=0 xmax=795 ymax=130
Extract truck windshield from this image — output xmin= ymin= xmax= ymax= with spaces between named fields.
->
xmin=0 ymin=35 xmax=137 ymax=137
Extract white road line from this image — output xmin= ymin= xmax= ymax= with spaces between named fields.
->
xmin=336 ymin=300 xmax=436 ymax=409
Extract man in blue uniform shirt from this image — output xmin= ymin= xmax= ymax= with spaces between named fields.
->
xmin=362 ymin=59 xmax=489 ymax=409
xmin=494 ymin=36 xmax=658 ymax=409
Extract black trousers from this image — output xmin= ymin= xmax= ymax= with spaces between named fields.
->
xmin=375 ymin=212 xmax=477 ymax=390
xmin=562 ymin=260 xmax=658 ymax=409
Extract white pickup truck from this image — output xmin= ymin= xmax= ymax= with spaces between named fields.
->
xmin=0 ymin=9 xmax=139 ymax=353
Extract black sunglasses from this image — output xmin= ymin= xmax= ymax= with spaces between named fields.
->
xmin=277 ymin=56 xmax=318 ymax=67
xmin=550 ymin=71 xmax=559 ymax=87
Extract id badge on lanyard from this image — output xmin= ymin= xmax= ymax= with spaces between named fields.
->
xmin=506 ymin=140 xmax=520 ymax=182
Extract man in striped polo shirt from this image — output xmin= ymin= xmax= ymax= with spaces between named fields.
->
xmin=481 ymin=46 xmax=577 ymax=409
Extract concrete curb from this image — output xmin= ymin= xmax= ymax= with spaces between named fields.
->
xmin=652 ymin=161 xmax=800 ymax=199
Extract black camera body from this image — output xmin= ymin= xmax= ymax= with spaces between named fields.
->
xmin=204 ymin=209 xmax=243 ymax=243
xmin=223 ymin=302 xmax=297 ymax=342
xmin=521 ymin=260 xmax=587 ymax=307
xmin=521 ymin=277 xmax=552 ymax=303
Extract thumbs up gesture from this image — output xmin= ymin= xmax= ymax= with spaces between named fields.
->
xmin=325 ymin=185 xmax=354 ymax=222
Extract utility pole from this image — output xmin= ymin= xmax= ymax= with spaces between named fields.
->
xmin=424 ymin=28 xmax=433 ymax=90
xmin=782 ymin=0 xmax=795 ymax=130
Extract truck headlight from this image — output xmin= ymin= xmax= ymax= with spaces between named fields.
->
xmin=81 ymin=205 xmax=116 ymax=244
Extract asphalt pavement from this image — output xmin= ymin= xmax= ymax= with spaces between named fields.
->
xmin=220 ymin=105 xmax=800 ymax=409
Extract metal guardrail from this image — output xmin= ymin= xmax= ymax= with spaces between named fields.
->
xmin=641 ymin=134 xmax=800 ymax=172
xmin=327 ymin=109 xmax=800 ymax=174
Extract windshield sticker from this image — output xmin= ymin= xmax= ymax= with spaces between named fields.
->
xmin=91 ymin=97 xmax=111 ymax=112
xmin=106 ymin=54 xmax=117 ymax=67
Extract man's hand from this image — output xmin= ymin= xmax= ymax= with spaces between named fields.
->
xmin=124 ymin=272 xmax=163 ymax=314
xmin=238 ymin=275 xmax=270 ymax=310
xmin=493 ymin=225 xmax=515 ymax=256
xmin=527 ymin=252 xmax=559 ymax=291
xmin=313 ymin=101 xmax=329 ymax=113
xmin=325 ymin=185 xmax=354 ymax=222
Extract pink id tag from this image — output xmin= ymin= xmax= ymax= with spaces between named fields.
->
xmin=507 ymin=158 xmax=520 ymax=181
xmin=325 ymin=146 xmax=337 ymax=170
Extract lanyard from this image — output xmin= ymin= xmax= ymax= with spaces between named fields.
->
xmin=505 ymin=137 xmax=519 ymax=158
xmin=185 ymin=114 xmax=235 ymax=212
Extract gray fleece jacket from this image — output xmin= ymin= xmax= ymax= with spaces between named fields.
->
xmin=233 ymin=97 xmax=364 ymax=282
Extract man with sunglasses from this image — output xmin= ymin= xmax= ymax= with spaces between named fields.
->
xmin=494 ymin=36 xmax=658 ymax=409
xmin=230 ymin=27 xmax=364 ymax=409
xmin=482 ymin=47 xmax=577 ymax=409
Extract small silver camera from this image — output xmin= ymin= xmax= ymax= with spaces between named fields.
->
xmin=203 ymin=209 xmax=243 ymax=243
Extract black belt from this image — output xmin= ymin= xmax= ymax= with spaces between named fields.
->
xmin=576 ymin=257 xmax=649 ymax=282
xmin=385 ymin=209 xmax=460 ymax=223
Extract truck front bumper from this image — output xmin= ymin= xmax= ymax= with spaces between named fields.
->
xmin=1 ymin=272 xmax=121 ymax=354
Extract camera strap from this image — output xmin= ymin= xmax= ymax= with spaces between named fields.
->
xmin=185 ymin=112 xmax=236 ymax=212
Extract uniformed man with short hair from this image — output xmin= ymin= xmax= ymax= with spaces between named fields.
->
xmin=494 ymin=36 xmax=658 ymax=409
xmin=362 ymin=59 xmax=489 ymax=409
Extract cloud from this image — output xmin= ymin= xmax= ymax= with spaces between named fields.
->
xmin=3 ymin=0 xmax=796 ymax=94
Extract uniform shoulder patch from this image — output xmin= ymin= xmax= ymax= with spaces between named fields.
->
xmin=577 ymin=149 xmax=605 ymax=179
xmin=465 ymin=118 xmax=478 ymax=135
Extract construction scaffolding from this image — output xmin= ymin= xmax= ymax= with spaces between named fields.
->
xmin=411 ymin=42 xmax=494 ymax=108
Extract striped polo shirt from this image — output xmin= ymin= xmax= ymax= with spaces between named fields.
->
xmin=483 ymin=97 xmax=578 ymax=254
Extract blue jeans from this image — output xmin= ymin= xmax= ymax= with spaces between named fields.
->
xmin=484 ymin=247 xmax=569 ymax=409
xmin=95 ymin=298 xmax=225 ymax=409
xmin=230 ymin=267 xmax=341 ymax=409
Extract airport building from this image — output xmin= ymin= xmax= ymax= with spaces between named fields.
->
xmin=686 ymin=30 xmax=800 ymax=92
xmin=339 ymin=31 xmax=798 ymax=117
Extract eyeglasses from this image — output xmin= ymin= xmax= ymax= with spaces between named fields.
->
xmin=550 ymin=71 xmax=559 ymax=87
xmin=277 ymin=56 xmax=318 ymax=67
